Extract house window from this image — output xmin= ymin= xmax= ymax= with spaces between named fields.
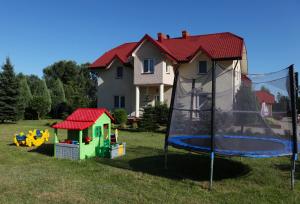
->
xmin=143 ymin=59 xmax=154 ymax=74
xmin=116 ymin=66 xmax=123 ymax=79
xmin=198 ymin=61 xmax=207 ymax=74
xmin=114 ymin=96 xmax=125 ymax=108
xmin=166 ymin=64 xmax=170 ymax=74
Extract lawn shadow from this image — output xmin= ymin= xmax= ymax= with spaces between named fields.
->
xmin=28 ymin=143 xmax=54 ymax=157
xmin=98 ymin=146 xmax=251 ymax=182
xmin=274 ymin=161 xmax=300 ymax=179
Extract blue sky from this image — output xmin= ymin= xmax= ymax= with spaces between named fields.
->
xmin=0 ymin=0 xmax=299 ymax=76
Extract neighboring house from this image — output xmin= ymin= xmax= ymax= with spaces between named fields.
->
xmin=255 ymin=90 xmax=275 ymax=116
xmin=90 ymin=31 xmax=248 ymax=117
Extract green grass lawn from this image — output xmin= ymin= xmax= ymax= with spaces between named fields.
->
xmin=0 ymin=120 xmax=300 ymax=204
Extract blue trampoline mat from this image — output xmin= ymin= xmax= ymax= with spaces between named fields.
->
xmin=168 ymin=135 xmax=299 ymax=158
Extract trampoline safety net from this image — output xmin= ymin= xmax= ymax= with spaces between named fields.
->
xmin=167 ymin=64 xmax=298 ymax=158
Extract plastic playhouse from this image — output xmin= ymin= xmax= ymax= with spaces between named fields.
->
xmin=14 ymin=129 xmax=50 ymax=147
xmin=52 ymin=108 xmax=126 ymax=160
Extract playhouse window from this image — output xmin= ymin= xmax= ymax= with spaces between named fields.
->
xmin=143 ymin=59 xmax=154 ymax=74
xmin=116 ymin=66 xmax=123 ymax=79
xmin=198 ymin=61 xmax=207 ymax=74
xmin=114 ymin=96 xmax=125 ymax=108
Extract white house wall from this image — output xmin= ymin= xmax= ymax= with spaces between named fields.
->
xmin=96 ymin=60 xmax=135 ymax=114
xmin=133 ymin=40 xmax=165 ymax=85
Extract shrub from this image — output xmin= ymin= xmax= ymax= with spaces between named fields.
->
xmin=154 ymin=103 xmax=169 ymax=125
xmin=139 ymin=106 xmax=159 ymax=132
xmin=113 ymin=108 xmax=128 ymax=127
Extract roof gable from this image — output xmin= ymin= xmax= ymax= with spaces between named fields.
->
xmin=90 ymin=42 xmax=137 ymax=68
xmin=66 ymin=108 xmax=113 ymax=122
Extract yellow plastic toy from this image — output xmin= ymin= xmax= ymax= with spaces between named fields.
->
xmin=14 ymin=129 xmax=50 ymax=147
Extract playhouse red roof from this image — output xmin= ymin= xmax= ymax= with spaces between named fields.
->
xmin=52 ymin=108 xmax=114 ymax=130
xmin=255 ymin=91 xmax=275 ymax=104
xmin=90 ymin=32 xmax=244 ymax=69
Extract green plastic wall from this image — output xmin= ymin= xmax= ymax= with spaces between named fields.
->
xmin=79 ymin=114 xmax=111 ymax=159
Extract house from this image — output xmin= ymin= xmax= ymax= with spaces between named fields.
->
xmin=255 ymin=90 xmax=275 ymax=116
xmin=52 ymin=108 xmax=118 ymax=160
xmin=89 ymin=31 xmax=248 ymax=117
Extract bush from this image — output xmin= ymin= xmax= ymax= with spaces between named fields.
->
xmin=113 ymin=108 xmax=128 ymax=127
xmin=154 ymin=103 xmax=169 ymax=125
xmin=139 ymin=106 xmax=159 ymax=132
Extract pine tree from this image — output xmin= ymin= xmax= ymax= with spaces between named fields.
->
xmin=48 ymin=78 xmax=66 ymax=107
xmin=16 ymin=76 xmax=32 ymax=120
xmin=139 ymin=106 xmax=159 ymax=132
xmin=28 ymin=79 xmax=51 ymax=119
xmin=0 ymin=58 xmax=19 ymax=122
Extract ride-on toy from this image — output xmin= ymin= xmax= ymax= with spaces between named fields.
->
xmin=14 ymin=129 xmax=50 ymax=147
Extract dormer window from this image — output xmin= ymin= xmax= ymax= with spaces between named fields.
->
xmin=143 ymin=59 xmax=154 ymax=74
xmin=116 ymin=66 xmax=123 ymax=79
xmin=198 ymin=61 xmax=207 ymax=74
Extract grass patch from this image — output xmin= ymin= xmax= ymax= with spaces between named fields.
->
xmin=0 ymin=120 xmax=299 ymax=203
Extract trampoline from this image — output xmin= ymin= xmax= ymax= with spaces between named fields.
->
xmin=168 ymin=135 xmax=297 ymax=158
xmin=164 ymin=63 xmax=299 ymax=189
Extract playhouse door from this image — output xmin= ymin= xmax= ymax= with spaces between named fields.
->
xmin=95 ymin=126 xmax=101 ymax=138
xmin=95 ymin=126 xmax=102 ymax=156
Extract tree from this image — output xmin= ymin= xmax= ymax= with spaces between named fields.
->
xmin=0 ymin=58 xmax=19 ymax=122
xmin=27 ymin=79 xmax=51 ymax=119
xmin=234 ymin=85 xmax=259 ymax=134
xmin=139 ymin=106 xmax=159 ymax=132
xmin=48 ymin=78 xmax=66 ymax=106
xmin=43 ymin=60 xmax=78 ymax=84
xmin=154 ymin=103 xmax=169 ymax=125
xmin=43 ymin=60 xmax=97 ymax=112
xmin=26 ymin=75 xmax=42 ymax=96
xmin=260 ymin=85 xmax=271 ymax=93
xmin=29 ymin=96 xmax=51 ymax=119
xmin=47 ymin=78 xmax=67 ymax=118
xmin=16 ymin=76 xmax=32 ymax=120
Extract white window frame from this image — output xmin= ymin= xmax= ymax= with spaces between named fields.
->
xmin=143 ymin=58 xmax=154 ymax=74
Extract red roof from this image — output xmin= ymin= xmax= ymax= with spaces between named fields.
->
xmin=255 ymin=91 xmax=275 ymax=104
xmin=241 ymin=74 xmax=252 ymax=86
xmin=52 ymin=108 xmax=114 ymax=130
xmin=90 ymin=32 xmax=244 ymax=69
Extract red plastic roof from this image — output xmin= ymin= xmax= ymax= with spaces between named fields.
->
xmin=52 ymin=108 xmax=114 ymax=130
xmin=90 ymin=32 xmax=244 ymax=69
xmin=255 ymin=91 xmax=275 ymax=104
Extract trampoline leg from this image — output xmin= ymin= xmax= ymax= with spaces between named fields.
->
xmin=164 ymin=145 xmax=168 ymax=169
xmin=291 ymin=154 xmax=296 ymax=190
xmin=209 ymin=152 xmax=214 ymax=190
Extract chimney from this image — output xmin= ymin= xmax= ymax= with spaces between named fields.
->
xmin=182 ymin=30 xmax=190 ymax=39
xmin=157 ymin=32 xmax=167 ymax=42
